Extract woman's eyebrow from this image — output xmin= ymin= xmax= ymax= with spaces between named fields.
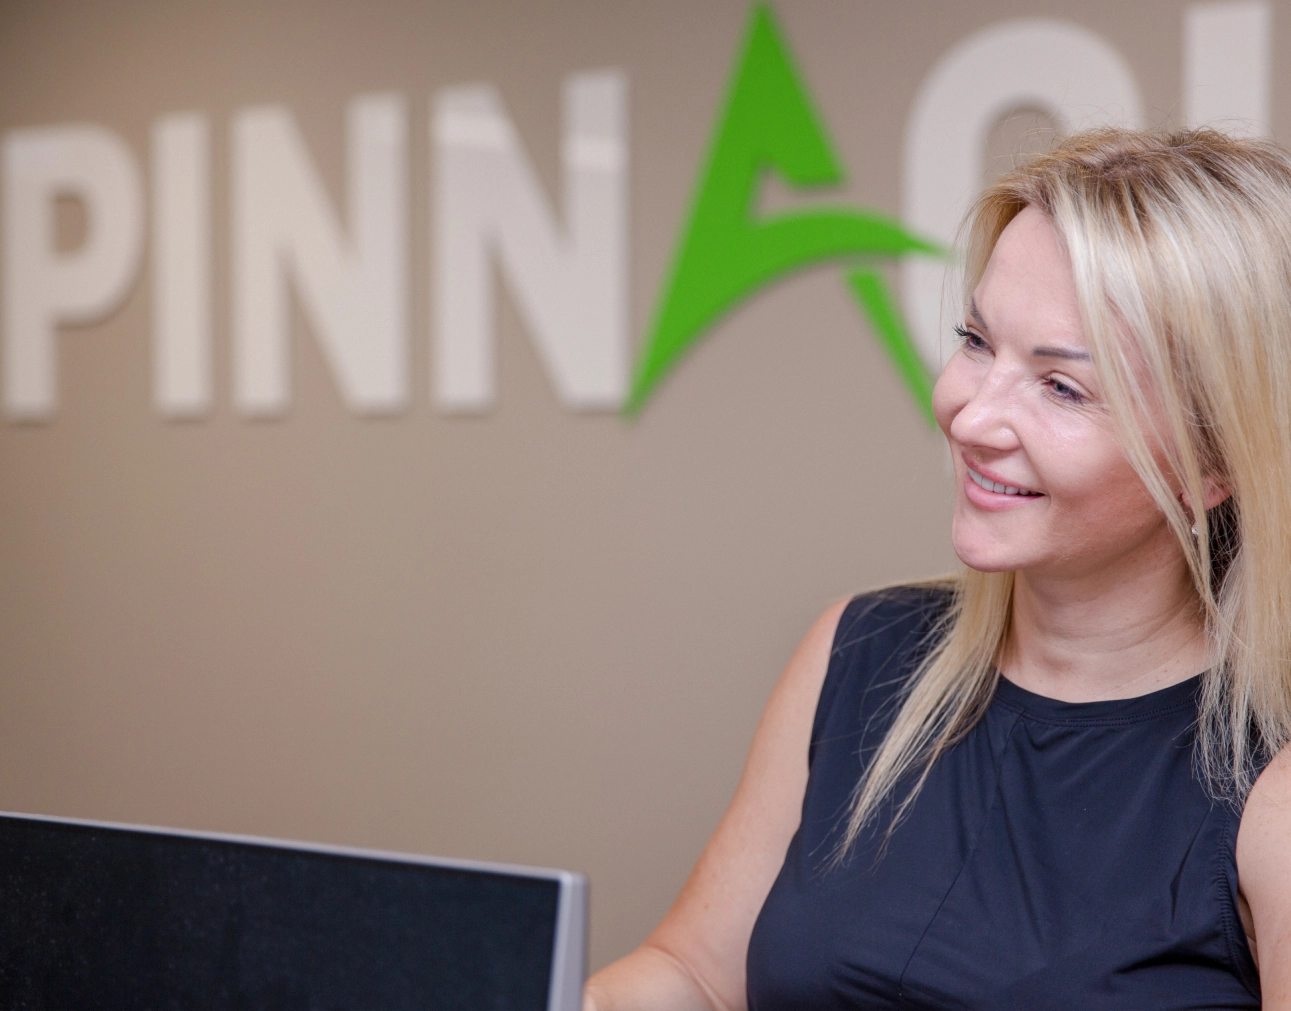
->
xmin=968 ymin=297 xmax=1091 ymax=361
xmin=966 ymin=298 xmax=990 ymax=332
xmin=1031 ymin=346 xmax=1092 ymax=362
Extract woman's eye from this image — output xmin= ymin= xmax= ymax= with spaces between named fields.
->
xmin=953 ymin=325 xmax=989 ymax=352
xmin=1044 ymin=377 xmax=1085 ymax=405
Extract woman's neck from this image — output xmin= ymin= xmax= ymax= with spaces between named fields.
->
xmin=1000 ymin=546 xmax=1208 ymax=703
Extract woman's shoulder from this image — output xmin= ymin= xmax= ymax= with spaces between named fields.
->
xmin=831 ymin=580 xmax=957 ymax=662
xmin=1236 ymin=744 xmax=1291 ymax=981
xmin=809 ymin=580 xmax=956 ymax=762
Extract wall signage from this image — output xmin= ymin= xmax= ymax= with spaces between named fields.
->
xmin=0 ymin=1 xmax=1271 ymax=423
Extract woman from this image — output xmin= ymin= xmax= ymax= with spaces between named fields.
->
xmin=585 ymin=128 xmax=1291 ymax=1009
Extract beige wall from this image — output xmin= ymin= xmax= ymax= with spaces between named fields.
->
xmin=0 ymin=0 xmax=1276 ymax=970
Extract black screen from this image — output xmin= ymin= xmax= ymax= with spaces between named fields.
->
xmin=0 ymin=816 xmax=559 ymax=1011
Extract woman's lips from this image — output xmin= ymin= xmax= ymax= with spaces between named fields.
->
xmin=966 ymin=465 xmax=1041 ymax=497
xmin=962 ymin=464 xmax=1044 ymax=510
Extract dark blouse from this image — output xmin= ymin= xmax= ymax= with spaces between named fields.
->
xmin=747 ymin=586 xmax=1261 ymax=1010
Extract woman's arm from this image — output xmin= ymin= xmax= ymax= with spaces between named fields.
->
xmin=1237 ymin=748 xmax=1291 ymax=1008
xmin=583 ymin=600 xmax=848 ymax=1011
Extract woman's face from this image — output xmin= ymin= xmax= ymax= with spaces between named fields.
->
xmin=932 ymin=206 xmax=1173 ymax=581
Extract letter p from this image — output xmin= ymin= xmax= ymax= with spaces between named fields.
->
xmin=2 ymin=125 xmax=143 ymax=420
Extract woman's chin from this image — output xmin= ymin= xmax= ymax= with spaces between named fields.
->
xmin=951 ymin=536 xmax=1025 ymax=573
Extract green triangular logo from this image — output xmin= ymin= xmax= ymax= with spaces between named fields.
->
xmin=625 ymin=3 xmax=943 ymax=424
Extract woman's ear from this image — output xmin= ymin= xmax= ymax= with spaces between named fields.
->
xmin=1177 ymin=477 xmax=1232 ymax=520
xmin=1201 ymin=475 xmax=1232 ymax=512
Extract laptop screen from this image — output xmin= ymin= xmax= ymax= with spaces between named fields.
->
xmin=0 ymin=812 xmax=586 ymax=1011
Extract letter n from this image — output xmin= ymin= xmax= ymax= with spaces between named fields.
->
xmin=432 ymin=72 xmax=628 ymax=412
xmin=231 ymin=94 xmax=408 ymax=416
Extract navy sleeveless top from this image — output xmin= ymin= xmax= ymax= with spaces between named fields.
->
xmin=747 ymin=587 xmax=1261 ymax=1010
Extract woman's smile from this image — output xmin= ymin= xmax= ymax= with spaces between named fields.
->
xmin=964 ymin=463 xmax=1043 ymax=498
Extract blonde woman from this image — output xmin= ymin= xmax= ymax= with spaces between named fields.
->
xmin=586 ymin=129 xmax=1291 ymax=1010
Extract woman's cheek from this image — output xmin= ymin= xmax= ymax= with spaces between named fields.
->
xmin=1044 ymin=450 xmax=1164 ymax=554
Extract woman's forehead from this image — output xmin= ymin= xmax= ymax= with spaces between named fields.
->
xmin=972 ymin=209 xmax=1087 ymax=351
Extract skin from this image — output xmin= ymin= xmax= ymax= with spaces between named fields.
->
xmin=584 ymin=205 xmax=1291 ymax=1010
xmin=937 ymin=207 xmax=1217 ymax=704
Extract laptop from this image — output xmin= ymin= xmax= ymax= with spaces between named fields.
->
xmin=0 ymin=811 xmax=587 ymax=1010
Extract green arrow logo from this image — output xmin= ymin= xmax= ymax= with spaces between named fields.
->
xmin=624 ymin=3 xmax=944 ymax=424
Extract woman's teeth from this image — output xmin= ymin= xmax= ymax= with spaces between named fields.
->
xmin=967 ymin=467 xmax=1041 ymax=497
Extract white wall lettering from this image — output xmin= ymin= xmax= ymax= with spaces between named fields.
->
xmin=3 ymin=14 xmax=1278 ymax=427
xmin=1 ymin=125 xmax=144 ymax=420
xmin=152 ymin=112 xmax=212 ymax=417
xmin=231 ymin=93 xmax=409 ymax=416
xmin=901 ymin=20 xmax=1143 ymax=370
xmin=1184 ymin=0 xmax=1272 ymax=137
xmin=431 ymin=71 xmax=628 ymax=412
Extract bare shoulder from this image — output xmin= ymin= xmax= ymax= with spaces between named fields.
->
xmin=762 ymin=598 xmax=850 ymax=724
xmin=685 ymin=594 xmax=850 ymax=856
xmin=763 ymin=585 xmax=950 ymax=738
xmin=587 ymin=586 xmax=952 ymax=1011
xmin=1238 ymin=745 xmax=1291 ymax=875
xmin=1237 ymin=745 xmax=1291 ymax=1005
xmin=625 ymin=598 xmax=850 ymax=1011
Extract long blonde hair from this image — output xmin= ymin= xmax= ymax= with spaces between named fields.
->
xmin=840 ymin=128 xmax=1291 ymax=856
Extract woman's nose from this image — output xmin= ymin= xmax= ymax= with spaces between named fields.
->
xmin=947 ymin=364 xmax=1021 ymax=451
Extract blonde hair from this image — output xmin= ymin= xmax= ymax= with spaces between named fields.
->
xmin=840 ymin=128 xmax=1291 ymax=856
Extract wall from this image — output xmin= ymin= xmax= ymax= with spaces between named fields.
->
xmin=0 ymin=0 xmax=1277 ymax=969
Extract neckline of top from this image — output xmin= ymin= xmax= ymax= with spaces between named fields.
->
xmin=992 ymin=671 xmax=1204 ymax=723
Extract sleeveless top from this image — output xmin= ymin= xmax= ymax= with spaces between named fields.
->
xmin=747 ymin=586 xmax=1261 ymax=1010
